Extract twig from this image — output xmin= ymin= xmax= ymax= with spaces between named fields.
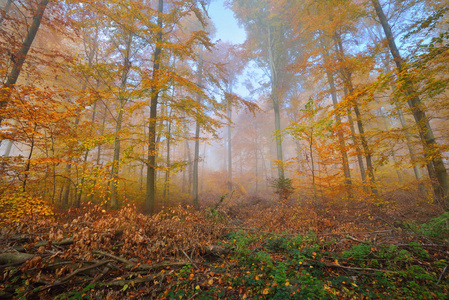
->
xmin=188 ymin=291 xmax=200 ymax=300
xmin=181 ymin=250 xmax=199 ymax=270
xmin=323 ymin=261 xmax=398 ymax=274
xmin=92 ymin=250 xmax=135 ymax=267
xmin=55 ymin=260 xmax=112 ymax=284
xmin=437 ymin=265 xmax=448 ymax=285
xmin=346 ymin=235 xmax=371 ymax=244
xmin=136 ymin=260 xmax=190 ymax=271
xmin=29 ymin=260 xmax=113 ymax=295
xmin=105 ymin=272 xmax=164 ymax=287
xmin=90 ymin=266 xmax=111 ymax=285
xmin=318 ymin=230 xmax=392 ymax=236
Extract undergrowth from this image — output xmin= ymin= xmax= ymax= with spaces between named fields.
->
xmin=0 ymin=199 xmax=448 ymax=299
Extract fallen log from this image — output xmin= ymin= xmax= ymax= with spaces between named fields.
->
xmin=0 ymin=252 xmax=35 ymax=265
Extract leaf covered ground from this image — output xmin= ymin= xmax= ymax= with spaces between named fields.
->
xmin=0 ymin=194 xmax=448 ymax=299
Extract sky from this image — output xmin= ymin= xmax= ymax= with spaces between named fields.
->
xmin=208 ymin=0 xmax=246 ymax=45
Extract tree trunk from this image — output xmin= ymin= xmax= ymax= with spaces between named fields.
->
xmin=384 ymin=54 xmax=426 ymax=194
xmin=346 ymin=106 xmax=367 ymax=182
xmin=163 ymin=109 xmax=172 ymax=202
xmin=192 ymin=49 xmax=204 ymax=208
xmin=110 ymin=31 xmax=132 ymax=210
xmin=227 ymin=92 xmax=233 ymax=191
xmin=267 ymin=26 xmax=285 ymax=181
xmin=372 ymin=0 xmax=449 ymax=206
xmin=0 ymin=0 xmax=49 ymax=125
xmin=335 ymin=34 xmax=377 ymax=196
xmin=326 ymin=70 xmax=352 ymax=188
xmin=145 ymin=0 xmax=164 ymax=214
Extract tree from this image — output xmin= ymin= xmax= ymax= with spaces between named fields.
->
xmin=230 ymin=0 xmax=298 ymax=181
xmin=0 ymin=0 xmax=50 ymax=126
xmin=371 ymin=0 xmax=449 ymax=207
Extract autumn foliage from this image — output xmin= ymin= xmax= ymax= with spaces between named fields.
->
xmin=1 ymin=0 xmax=449 ymax=298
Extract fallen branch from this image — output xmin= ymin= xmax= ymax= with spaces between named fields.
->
xmin=13 ymin=238 xmax=73 ymax=252
xmin=29 ymin=260 xmax=113 ymax=296
xmin=0 ymin=252 xmax=35 ymax=266
xmin=90 ymin=266 xmax=111 ymax=285
xmin=92 ymin=250 xmax=135 ymax=267
xmin=437 ymin=265 xmax=448 ymax=285
xmin=346 ymin=235 xmax=371 ymax=244
xmin=136 ymin=260 xmax=190 ymax=272
xmin=323 ymin=261 xmax=398 ymax=274
xmin=105 ymin=272 xmax=164 ymax=287
xmin=318 ymin=230 xmax=392 ymax=236
xmin=181 ymin=250 xmax=199 ymax=270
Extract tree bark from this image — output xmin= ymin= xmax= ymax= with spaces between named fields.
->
xmin=145 ymin=0 xmax=164 ymax=213
xmin=372 ymin=0 xmax=449 ymax=206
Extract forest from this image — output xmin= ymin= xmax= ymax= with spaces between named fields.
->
xmin=0 ymin=0 xmax=449 ymax=298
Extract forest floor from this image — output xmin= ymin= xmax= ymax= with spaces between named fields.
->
xmin=1 ymin=192 xmax=449 ymax=299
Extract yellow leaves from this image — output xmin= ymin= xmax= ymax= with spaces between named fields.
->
xmin=262 ymin=288 xmax=270 ymax=295
xmin=0 ymin=189 xmax=54 ymax=226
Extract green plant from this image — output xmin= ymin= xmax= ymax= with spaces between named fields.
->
xmin=272 ymin=178 xmax=294 ymax=201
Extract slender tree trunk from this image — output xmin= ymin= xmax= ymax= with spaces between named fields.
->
xmin=267 ymin=26 xmax=285 ymax=181
xmin=192 ymin=49 xmax=204 ymax=208
xmin=163 ymin=109 xmax=172 ymax=202
xmin=255 ymin=135 xmax=258 ymax=193
xmin=0 ymin=0 xmax=49 ymax=125
xmin=384 ymin=55 xmax=425 ymax=193
xmin=335 ymin=34 xmax=377 ymax=196
xmin=227 ymin=92 xmax=233 ymax=191
xmin=346 ymin=106 xmax=366 ymax=181
xmin=372 ymin=0 xmax=449 ymax=206
xmin=23 ymin=123 xmax=37 ymax=192
xmin=97 ymin=104 xmax=108 ymax=166
xmin=352 ymin=99 xmax=378 ymax=195
xmin=201 ymin=143 xmax=206 ymax=193
xmin=145 ymin=0 xmax=164 ymax=213
xmin=309 ymin=132 xmax=317 ymax=203
xmin=326 ymin=70 xmax=352 ymax=188
xmin=110 ymin=101 xmax=124 ymax=209
xmin=110 ymin=31 xmax=132 ymax=209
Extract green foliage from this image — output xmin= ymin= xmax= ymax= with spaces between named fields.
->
xmin=222 ymin=231 xmax=449 ymax=299
xmin=272 ymin=178 xmax=294 ymax=201
xmin=415 ymin=213 xmax=449 ymax=240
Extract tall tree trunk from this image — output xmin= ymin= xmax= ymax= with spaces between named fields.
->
xmin=163 ymin=109 xmax=172 ymax=202
xmin=267 ymin=26 xmax=285 ymax=181
xmin=192 ymin=49 xmax=204 ymax=208
xmin=372 ymin=0 xmax=449 ymax=206
xmin=145 ymin=0 xmax=164 ymax=213
xmin=227 ymin=92 xmax=233 ymax=191
xmin=326 ymin=70 xmax=352 ymax=188
xmin=335 ymin=34 xmax=377 ymax=196
xmin=110 ymin=31 xmax=132 ymax=210
xmin=0 ymin=0 xmax=49 ymax=125
xmin=346 ymin=106 xmax=367 ymax=182
xmin=383 ymin=54 xmax=425 ymax=193
xmin=255 ymin=135 xmax=258 ymax=193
